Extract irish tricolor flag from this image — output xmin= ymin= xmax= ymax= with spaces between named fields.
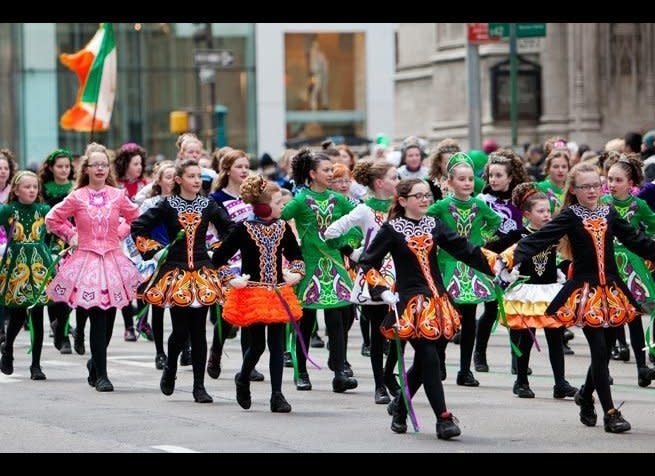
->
xmin=59 ymin=23 xmax=116 ymax=132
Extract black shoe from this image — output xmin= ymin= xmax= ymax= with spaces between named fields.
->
xmin=374 ymin=385 xmax=391 ymax=404
xmin=270 ymin=392 xmax=292 ymax=413
xmin=235 ymin=373 xmax=251 ymax=409
xmin=137 ymin=321 xmax=155 ymax=341
xmin=563 ymin=328 xmax=574 ymax=343
xmin=563 ymin=342 xmax=575 ymax=355
xmin=60 ymin=337 xmax=72 ymax=355
xmin=310 ymin=333 xmax=325 ymax=348
xmin=452 ymin=331 xmax=461 ymax=345
xmin=553 ymin=380 xmax=578 ymax=399
xmin=391 ymin=411 xmax=407 ymax=434
xmin=95 ymin=376 xmax=114 ymax=392
xmin=617 ymin=344 xmax=630 ymax=362
xmin=456 ymin=370 xmax=479 ymax=387
xmin=180 ymin=347 xmax=192 ymax=366
xmin=385 ymin=373 xmax=401 ymax=397
xmin=344 ymin=361 xmax=354 ymax=378
xmin=283 ymin=351 xmax=294 ymax=368
xmin=513 ymin=381 xmax=535 ymax=398
xmin=226 ymin=325 xmax=238 ymax=339
xmin=193 ymin=385 xmax=213 ymax=403
xmin=332 ymin=372 xmax=358 ymax=393
xmin=86 ymin=359 xmax=96 ymax=387
xmin=30 ymin=365 xmax=46 ymax=380
xmin=437 ymin=412 xmax=461 ymax=440
xmin=0 ymin=343 xmax=13 ymax=375
xmin=474 ymin=351 xmax=489 ymax=372
xmin=604 ymin=409 xmax=631 ymax=433
xmin=249 ymin=368 xmax=265 ymax=382
xmin=206 ymin=350 xmax=221 ymax=379
xmin=73 ymin=328 xmax=85 ymax=355
xmin=387 ymin=394 xmax=400 ymax=416
xmin=574 ymin=386 xmax=597 ymax=427
xmin=294 ymin=371 xmax=312 ymax=391
xmin=361 ymin=343 xmax=371 ymax=357
xmin=637 ymin=366 xmax=653 ymax=387
xmin=123 ymin=327 xmax=137 ymax=342
xmin=160 ymin=365 xmax=176 ymax=396
xmin=155 ymin=353 xmax=167 ymax=370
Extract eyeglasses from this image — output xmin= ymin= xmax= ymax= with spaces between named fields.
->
xmin=87 ymin=163 xmax=109 ymax=170
xmin=574 ymin=183 xmax=601 ymax=191
xmin=405 ymin=192 xmax=433 ymax=201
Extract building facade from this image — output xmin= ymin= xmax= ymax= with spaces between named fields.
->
xmin=395 ymin=23 xmax=655 ymax=150
xmin=0 ymin=23 xmax=395 ymax=167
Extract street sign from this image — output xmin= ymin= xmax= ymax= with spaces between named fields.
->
xmin=193 ymin=49 xmax=234 ymax=68
xmin=488 ymin=23 xmax=547 ymax=38
xmin=467 ymin=23 xmax=502 ymax=44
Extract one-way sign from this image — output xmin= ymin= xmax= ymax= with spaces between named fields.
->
xmin=194 ymin=49 xmax=234 ymax=68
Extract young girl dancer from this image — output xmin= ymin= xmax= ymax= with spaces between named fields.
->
xmin=496 ymin=182 xmax=578 ymax=398
xmin=213 ymin=175 xmax=305 ymax=412
xmin=359 ymin=178 xmax=497 ymax=439
xmin=39 ymin=148 xmax=75 ymax=355
xmin=427 ymin=153 xmax=500 ymax=386
xmin=474 ymin=149 xmax=528 ymax=372
xmin=325 ymin=159 xmax=398 ymax=403
xmin=45 ymin=143 xmax=142 ymax=392
xmin=536 ymin=141 xmax=570 ymax=213
xmin=501 ymin=162 xmax=655 ymax=433
xmin=131 ymin=159 xmax=235 ymax=403
xmin=601 ymin=154 xmax=655 ymax=386
xmin=280 ymin=148 xmax=358 ymax=392
xmin=0 ymin=172 xmax=53 ymax=380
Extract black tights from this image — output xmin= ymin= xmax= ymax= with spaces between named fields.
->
xmin=47 ymin=302 xmax=70 ymax=343
xmin=296 ymin=307 xmax=348 ymax=375
xmin=580 ymin=327 xmax=616 ymax=414
xmin=167 ymin=307 xmax=208 ymax=387
xmin=342 ymin=305 xmax=356 ymax=362
xmin=76 ymin=307 xmax=88 ymax=337
xmin=362 ymin=305 xmax=388 ymax=388
xmin=4 ymin=307 xmax=44 ymax=367
xmin=360 ymin=307 xmax=370 ymax=348
xmin=238 ymin=323 xmax=285 ymax=392
xmin=396 ymin=339 xmax=448 ymax=419
xmin=209 ymin=304 xmax=250 ymax=357
xmin=120 ymin=304 xmax=134 ymax=330
xmin=510 ymin=327 xmax=565 ymax=385
xmin=474 ymin=300 xmax=498 ymax=357
xmin=613 ymin=319 xmax=648 ymax=368
xmin=453 ymin=303 xmax=477 ymax=373
xmin=151 ymin=305 xmax=165 ymax=355
xmin=88 ymin=307 xmax=117 ymax=379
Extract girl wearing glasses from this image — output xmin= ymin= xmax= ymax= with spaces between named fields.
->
xmin=500 ymin=161 xmax=655 ymax=434
xmin=325 ymin=159 xmax=399 ymax=404
xmin=358 ymin=178 xmax=497 ymax=440
xmin=45 ymin=143 xmax=141 ymax=392
xmin=601 ymin=153 xmax=655 ymax=387
xmin=427 ymin=153 xmax=500 ymax=387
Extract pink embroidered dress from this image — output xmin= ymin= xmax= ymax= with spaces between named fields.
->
xmin=45 ymin=186 xmax=141 ymax=309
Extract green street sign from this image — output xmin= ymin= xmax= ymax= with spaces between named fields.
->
xmin=488 ymin=23 xmax=547 ymax=38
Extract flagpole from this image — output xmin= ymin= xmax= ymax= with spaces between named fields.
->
xmin=90 ymin=102 xmax=99 ymax=144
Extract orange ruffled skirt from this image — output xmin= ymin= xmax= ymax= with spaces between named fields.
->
xmin=223 ymin=283 xmax=302 ymax=327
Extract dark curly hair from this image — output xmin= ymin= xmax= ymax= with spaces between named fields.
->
xmin=113 ymin=143 xmax=147 ymax=180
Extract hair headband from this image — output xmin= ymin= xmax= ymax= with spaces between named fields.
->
xmin=446 ymin=152 xmax=474 ymax=174
xmin=47 ymin=148 xmax=73 ymax=165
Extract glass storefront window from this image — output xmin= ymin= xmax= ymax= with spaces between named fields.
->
xmin=284 ymin=32 xmax=367 ymax=146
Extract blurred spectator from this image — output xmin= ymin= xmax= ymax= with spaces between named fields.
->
xmin=624 ymin=132 xmax=642 ymax=154
xmin=482 ymin=139 xmax=498 ymax=154
xmin=525 ymin=144 xmax=545 ymax=181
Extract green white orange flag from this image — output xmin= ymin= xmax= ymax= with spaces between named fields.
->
xmin=59 ymin=23 xmax=116 ymax=132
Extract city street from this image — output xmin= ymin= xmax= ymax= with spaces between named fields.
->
xmin=1 ymin=316 xmax=654 ymax=452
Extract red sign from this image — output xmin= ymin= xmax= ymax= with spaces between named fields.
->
xmin=467 ymin=23 xmax=501 ymax=44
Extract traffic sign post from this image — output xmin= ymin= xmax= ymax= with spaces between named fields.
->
xmin=488 ymin=23 xmax=546 ymax=38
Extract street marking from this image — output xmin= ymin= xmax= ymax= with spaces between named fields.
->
xmin=0 ymin=374 xmax=23 ymax=383
xmin=151 ymin=445 xmax=199 ymax=453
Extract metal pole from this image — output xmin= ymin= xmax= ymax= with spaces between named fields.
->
xmin=509 ymin=23 xmax=518 ymax=148
xmin=466 ymin=42 xmax=482 ymax=150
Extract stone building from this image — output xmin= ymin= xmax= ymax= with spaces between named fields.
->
xmin=395 ymin=23 xmax=655 ymax=150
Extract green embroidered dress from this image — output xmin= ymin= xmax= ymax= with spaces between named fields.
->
xmin=427 ymin=196 xmax=500 ymax=304
xmin=601 ymin=194 xmax=655 ymax=306
xmin=281 ymin=188 xmax=360 ymax=309
xmin=536 ymin=178 xmax=565 ymax=213
xmin=0 ymin=202 xmax=53 ymax=307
